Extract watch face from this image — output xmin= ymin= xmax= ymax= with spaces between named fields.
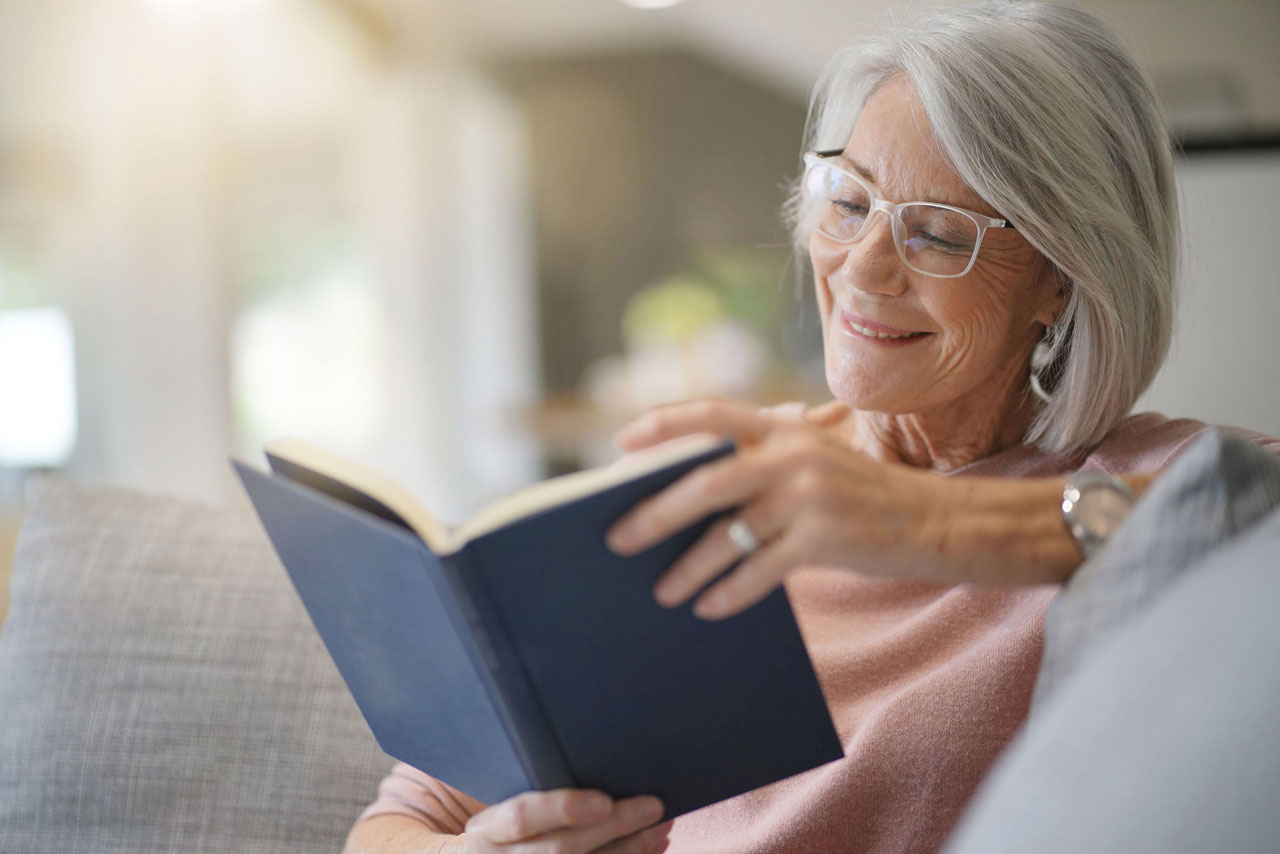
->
xmin=1076 ymin=484 xmax=1134 ymax=538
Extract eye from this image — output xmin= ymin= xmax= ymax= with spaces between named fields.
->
xmin=900 ymin=205 xmax=979 ymax=255
xmin=909 ymin=229 xmax=972 ymax=253
xmin=833 ymin=199 xmax=869 ymax=217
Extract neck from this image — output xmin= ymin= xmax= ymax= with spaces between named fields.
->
xmin=849 ymin=370 xmax=1041 ymax=474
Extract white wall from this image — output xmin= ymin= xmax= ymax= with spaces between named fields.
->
xmin=1136 ymin=151 xmax=1280 ymax=437
xmin=10 ymin=2 xmax=544 ymax=511
xmin=341 ymin=68 xmax=543 ymax=524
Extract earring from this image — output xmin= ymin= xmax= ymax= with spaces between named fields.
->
xmin=1029 ymin=324 xmax=1059 ymax=403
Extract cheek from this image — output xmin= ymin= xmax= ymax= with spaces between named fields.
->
xmin=928 ymin=278 xmax=1040 ymax=373
xmin=937 ymin=294 xmax=1005 ymax=344
xmin=809 ymin=236 xmax=841 ymax=323
xmin=810 ymin=232 xmax=844 ymax=275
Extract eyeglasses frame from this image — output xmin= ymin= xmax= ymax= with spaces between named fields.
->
xmin=803 ymin=149 xmax=1016 ymax=279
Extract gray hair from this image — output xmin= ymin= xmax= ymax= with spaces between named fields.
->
xmin=787 ymin=1 xmax=1178 ymax=454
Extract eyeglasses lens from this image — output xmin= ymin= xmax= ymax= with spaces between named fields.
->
xmin=806 ymin=163 xmax=981 ymax=276
xmin=897 ymin=204 xmax=980 ymax=276
xmin=806 ymin=164 xmax=870 ymax=242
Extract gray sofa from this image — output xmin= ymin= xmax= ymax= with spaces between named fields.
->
xmin=0 ymin=479 xmax=391 ymax=853
xmin=2 ymin=432 xmax=1278 ymax=853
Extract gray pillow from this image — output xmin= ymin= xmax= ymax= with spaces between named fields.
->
xmin=0 ymin=476 xmax=392 ymax=853
xmin=945 ymin=432 xmax=1280 ymax=853
xmin=1034 ymin=429 xmax=1280 ymax=706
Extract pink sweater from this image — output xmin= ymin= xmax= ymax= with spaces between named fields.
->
xmin=358 ymin=413 xmax=1280 ymax=853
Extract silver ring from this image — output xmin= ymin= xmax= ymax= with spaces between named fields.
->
xmin=726 ymin=517 xmax=761 ymax=555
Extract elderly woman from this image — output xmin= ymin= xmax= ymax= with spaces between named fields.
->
xmin=344 ymin=3 xmax=1279 ymax=854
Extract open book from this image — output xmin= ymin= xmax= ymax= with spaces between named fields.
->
xmin=232 ymin=437 xmax=843 ymax=819
xmin=261 ymin=434 xmax=733 ymax=554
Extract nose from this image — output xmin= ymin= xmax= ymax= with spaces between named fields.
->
xmin=841 ymin=210 xmax=907 ymax=297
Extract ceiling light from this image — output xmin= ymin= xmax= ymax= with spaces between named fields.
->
xmin=619 ymin=0 xmax=687 ymax=9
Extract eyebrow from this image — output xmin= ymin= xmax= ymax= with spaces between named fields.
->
xmin=815 ymin=148 xmax=882 ymax=188
xmin=815 ymin=147 xmax=1001 ymax=218
xmin=839 ymin=156 xmax=880 ymax=184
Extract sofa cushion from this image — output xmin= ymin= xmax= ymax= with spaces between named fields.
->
xmin=945 ymin=432 xmax=1280 ymax=853
xmin=1033 ymin=429 xmax=1280 ymax=706
xmin=0 ymin=476 xmax=392 ymax=853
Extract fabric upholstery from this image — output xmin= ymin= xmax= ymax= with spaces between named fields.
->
xmin=0 ymin=476 xmax=390 ymax=854
xmin=1034 ymin=429 xmax=1280 ymax=706
xmin=945 ymin=432 xmax=1280 ymax=853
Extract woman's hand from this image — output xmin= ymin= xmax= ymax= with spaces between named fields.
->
xmin=605 ymin=398 xmax=964 ymax=619
xmin=458 ymin=789 xmax=673 ymax=854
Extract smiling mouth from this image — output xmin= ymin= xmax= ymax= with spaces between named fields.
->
xmin=835 ymin=309 xmax=933 ymax=346
xmin=838 ymin=308 xmax=932 ymax=342
xmin=845 ymin=320 xmax=929 ymax=340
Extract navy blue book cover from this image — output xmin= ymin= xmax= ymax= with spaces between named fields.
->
xmin=235 ymin=441 xmax=844 ymax=819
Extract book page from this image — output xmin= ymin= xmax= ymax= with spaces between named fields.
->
xmin=264 ymin=438 xmax=454 ymax=551
xmin=264 ymin=434 xmax=724 ymax=555
xmin=452 ymin=434 xmax=722 ymax=547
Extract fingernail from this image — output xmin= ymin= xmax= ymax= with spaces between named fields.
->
xmin=606 ymin=524 xmax=635 ymax=554
xmin=578 ymin=793 xmax=612 ymax=821
xmin=653 ymin=580 xmax=680 ymax=608
xmin=614 ymin=418 xmax=652 ymax=447
xmin=642 ymin=797 xmax=665 ymax=822
xmin=693 ymin=592 xmax=728 ymax=620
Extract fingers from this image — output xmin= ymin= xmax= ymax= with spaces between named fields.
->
xmin=614 ymin=399 xmax=773 ymax=451
xmin=803 ymin=400 xmax=851 ymax=428
xmin=464 ymin=789 xmax=612 ymax=844
xmin=651 ymin=508 xmax=781 ymax=609
xmin=609 ymin=410 xmax=847 ymax=619
xmin=464 ymin=792 xmax=665 ymax=854
xmin=690 ymin=531 xmax=805 ymax=620
xmin=594 ymin=819 xmax=675 ymax=854
xmin=544 ymin=796 xmax=665 ymax=854
xmin=606 ymin=452 xmax=771 ymax=556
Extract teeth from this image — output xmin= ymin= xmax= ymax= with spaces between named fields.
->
xmin=849 ymin=321 xmax=923 ymax=340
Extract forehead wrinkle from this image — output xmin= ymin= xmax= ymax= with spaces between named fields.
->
xmin=846 ymin=78 xmax=995 ymax=213
xmin=842 ymin=150 xmax=977 ymax=210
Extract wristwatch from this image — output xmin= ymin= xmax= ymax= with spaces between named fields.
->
xmin=1061 ymin=472 xmax=1137 ymax=559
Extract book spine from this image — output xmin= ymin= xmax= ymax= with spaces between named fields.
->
xmin=438 ymin=548 xmax=575 ymax=792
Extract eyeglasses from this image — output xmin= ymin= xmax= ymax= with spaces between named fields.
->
xmin=801 ymin=149 xmax=1015 ymax=278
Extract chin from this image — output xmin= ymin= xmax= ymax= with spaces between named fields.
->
xmin=823 ymin=353 xmax=912 ymax=414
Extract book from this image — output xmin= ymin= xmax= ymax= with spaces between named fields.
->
xmin=231 ymin=435 xmax=843 ymax=819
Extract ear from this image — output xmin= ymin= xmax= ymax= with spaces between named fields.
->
xmin=1031 ymin=260 xmax=1069 ymax=329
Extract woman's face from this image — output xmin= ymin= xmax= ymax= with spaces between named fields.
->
xmin=809 ymin=76 xmax=1062 ymax=418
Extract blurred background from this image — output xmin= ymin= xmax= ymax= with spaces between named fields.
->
xmin=1 ymin=0 xmax=1278 ymax=586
